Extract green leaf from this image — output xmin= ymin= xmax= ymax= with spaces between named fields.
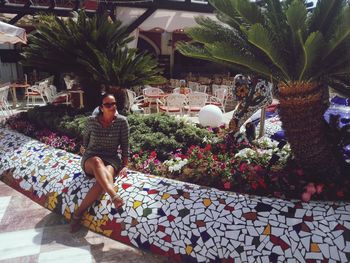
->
xmin=208 ymin=42 xmax=273 ymax=79
xmin=298 ymin=31 xmax=325 ymax=81
xmin=247 ymin=24 xmax=289 ymax=80
xmin=285 ymin=0 xmax=307 ymax=37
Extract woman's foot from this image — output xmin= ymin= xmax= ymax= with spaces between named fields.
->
xmin=70 ymin=213 xmax=82 ymax=233
xmin=111 ymin=195 xmax=124 ymax=209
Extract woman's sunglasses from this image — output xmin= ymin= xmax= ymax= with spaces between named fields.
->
xmin=103 ymin=102 xmax=117 ymax=108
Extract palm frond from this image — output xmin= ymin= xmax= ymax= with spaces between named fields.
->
xmin=247 ymin=23 xmax=289 ymax=80
xmin=308 ymin=0 xmax=346 ymax=40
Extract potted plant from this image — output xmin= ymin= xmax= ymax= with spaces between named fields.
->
xmin=79 ymin=46 xmax=165 ymax=113
xmin=177 ymin=0 xmax=350 ymax=177
xmin=22 ymin=11 xmax=133 ymax=109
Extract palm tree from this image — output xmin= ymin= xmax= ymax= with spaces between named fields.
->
xmin=177 ymin=0 xmax=350 ymax=177
xmin=22 ymin=11 xmax=164 ymax=110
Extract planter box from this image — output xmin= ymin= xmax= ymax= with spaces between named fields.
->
xmin=0 ymin=128 xmax=349 ymax=262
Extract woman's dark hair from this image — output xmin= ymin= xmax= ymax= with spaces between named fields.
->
xmin=97 ymin=93 xmax=116 ymax=115
xmin=99 ymin=93 xmax=116 ymax=105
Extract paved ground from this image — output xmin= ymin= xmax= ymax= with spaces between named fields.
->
xmin=0 ymin=181 xmax=175 ymax=263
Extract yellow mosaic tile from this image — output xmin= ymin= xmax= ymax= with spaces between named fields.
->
xmin=203 ymin=198 xmax=212 ymax=207
xmin=162 ymin=193 xmax=170 ymax=200
xmin=310 ymin=243 xmax=320 ymax=252
xmin=186 ymin=245 xmax=193 ymax=255
xmin=263 ymin=224 xmax=271 ymax=235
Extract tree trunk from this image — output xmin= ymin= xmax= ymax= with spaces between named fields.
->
xmin=278 ymin=82 xmax=341 ymax=177
xmin=79 ymin=79 xmax=102 ymax=110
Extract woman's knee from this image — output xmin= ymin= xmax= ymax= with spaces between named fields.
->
xmin=87 ymin=157 xmax=105 ymax=171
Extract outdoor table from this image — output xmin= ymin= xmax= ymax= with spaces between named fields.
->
xmin=9 ymin=83 xmax=30 ymax=108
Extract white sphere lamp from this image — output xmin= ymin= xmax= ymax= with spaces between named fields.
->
xmin=198 ymin=105 xmax=223 ymax=128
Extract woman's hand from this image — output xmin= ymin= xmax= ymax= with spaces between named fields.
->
xmin=119 ymin=166 xmax=128 ymax=178
xmin=79 ymin=146 xmax=86 ymax=155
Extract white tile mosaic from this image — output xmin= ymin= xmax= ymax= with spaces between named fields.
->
xmin=0 ymin=128 xmax=350 ymax=263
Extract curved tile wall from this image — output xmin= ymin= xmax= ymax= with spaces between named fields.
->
xmin=0 ymin=128 xmax=349 ymax=262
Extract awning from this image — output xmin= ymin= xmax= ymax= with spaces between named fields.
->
xmin=117 ymin=7 xmax=217 ymax=32
xmin=0 ymin=21 xmax=27 ymax=44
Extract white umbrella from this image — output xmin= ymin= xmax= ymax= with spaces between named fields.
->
xmin=0 ymin=21 xmax=27 ymax=44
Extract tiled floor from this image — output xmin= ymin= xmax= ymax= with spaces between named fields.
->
xmin=0 ymin=181 xmax=175 ymax=263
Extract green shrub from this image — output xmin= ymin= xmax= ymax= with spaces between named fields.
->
xmin=25 ymin=108 xmax=216 ymax=161
xmin=26 ymin=105 xmax=89 ymax=138
xmin=127 ymin=113 xmax=215 ymax=160
xmin=58 ymin=115 xmax=89 ymax=139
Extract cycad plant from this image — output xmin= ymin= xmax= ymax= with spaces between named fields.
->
xmin=22 ymin=11 xmax=164 ymax=110
xmin=178 ymin=0 xmax=350 ymax=177
xmin=79 ymin=46 xmax=165 ymax=112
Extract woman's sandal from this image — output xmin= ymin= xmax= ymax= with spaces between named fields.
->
xmin=111 ymin=195 xmax=124 ymax=209
xmin=70 ymin=213 xmax=82 ymax=233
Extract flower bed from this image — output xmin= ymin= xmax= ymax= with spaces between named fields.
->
xmin=4 ymin=105 xmax=350 ymax=202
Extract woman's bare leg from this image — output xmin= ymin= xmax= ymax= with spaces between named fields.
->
xmin=84 ymin=157 xmax=124 ymax=208
xmin=74 ymin=182 xmax=103 ymax=217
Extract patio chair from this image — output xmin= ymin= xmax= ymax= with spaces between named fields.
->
xmin=211 ymin=84 xmax=221 ymax=95
xmin=143 ymin=86 xmax=164 ymax=113
xmin=207 ymin=87 xmax=228 ymax=112
xmin=188 ymin=81 xmax=199 ymax=90
xmin=25 ymin=80 xmax=48 ymax=107
xmin=194 ymin=85 xmax=208 ymax=93
xmin=0 ymin=84 xmax=12 ymax=117
xmin=127 ymin=89 xmax=148 ymax=113
xmin=64 ymin=76 xmax=75 ymax=90
xmin=43 ymin=85 xmax=70 ymax=105
xmin=184 ymin=92 xmax=208 ymax=116
xmin=159 ymin=93 xmax=186 ymax=115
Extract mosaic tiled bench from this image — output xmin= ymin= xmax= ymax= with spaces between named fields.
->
xmin=0 ymin=127 xmax=349 ymax=263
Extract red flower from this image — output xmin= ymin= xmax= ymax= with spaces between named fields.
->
xmin=239 ymin=162 xmax=248 ymax=172
xmin=251 ymin=181 xmax=258 ymax=190
xmin=150 ymin=151 xmax=157 ymax=158
xmin=197 ymin=153 xmax=203 ymax=159
xmin=336 ymin=190 xmax=344 ymax=198
xmin=254 ymin=165 xmax=263 ymax=172
xmin=258 ymin=178 xmax=267 ymax=189
xmin=274 ymin=192 xmax=282 ymax=198
xmin=204 ymin=144 xmax=212 ymax=151
xmin=224 ymin=182 xmax=231 ymax=189
xmin=301 ymin=192 xmax=311 ymax=202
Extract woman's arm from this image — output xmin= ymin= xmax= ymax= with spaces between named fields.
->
xmin=81 ymin=118 xmax=92 ymax=153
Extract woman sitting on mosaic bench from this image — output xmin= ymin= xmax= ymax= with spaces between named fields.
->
xmin=70 ymin=93 xmax=129 ymax=233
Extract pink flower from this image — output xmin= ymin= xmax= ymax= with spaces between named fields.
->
xmin=316 ymin=184 xmax=324 ymax=194
xmin=301 ymin=192 xmax=311 ymax=202
xmin=306 ymin=183 xmax=316 ymax=195
xmin=223 ymin=182 xmax=231 ymax=189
